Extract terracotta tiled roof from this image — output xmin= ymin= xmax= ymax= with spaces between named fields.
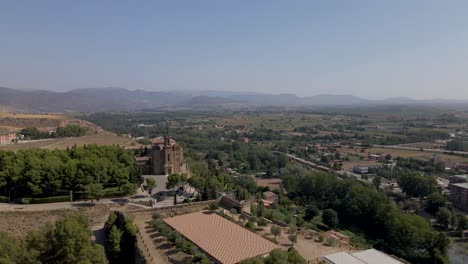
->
xmin=163 ymin=211 xmax=280 ymax=264
xmin=150 ymin=136 xmax=176 ymax=145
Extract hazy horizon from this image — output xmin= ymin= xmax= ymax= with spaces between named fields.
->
xmin=1 ymin=1 xmax=468 ymax=100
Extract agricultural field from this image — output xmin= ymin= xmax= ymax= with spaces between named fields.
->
xmin=0 ymin=112 xmax=102 ymax=133
xmin=255 ymin=178 xmax=282 ymax=191
xmin=0 ymin=131 xmax=135 ymax=151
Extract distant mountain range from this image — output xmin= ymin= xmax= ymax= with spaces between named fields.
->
xmin=1 ymin=86 xmax=467 ymax=112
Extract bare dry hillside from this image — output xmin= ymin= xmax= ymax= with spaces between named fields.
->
xmin=0 ymin=112 xmax=102 ymax=133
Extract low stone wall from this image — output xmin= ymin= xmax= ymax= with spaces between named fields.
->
xmin=271 ymin=218 xmax=289 ymax=227
xmin=130 ymin=200 xmax=216 ymax=218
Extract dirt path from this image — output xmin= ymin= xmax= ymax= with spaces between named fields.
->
xmin=134 ymin=213 xmax=169 ymax=264
xmin=0 ymin=198 xmax=151 ymax=212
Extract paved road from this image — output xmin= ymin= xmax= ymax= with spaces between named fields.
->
xmin=274 ymin=151 xmax=369 ymax=183
xmin=373 ymin=144 xmax=468 ymax=155
xmin=0 ymin=197 xmax=152 ymax=212
xmin=0 ymin=175 xmax=180 ymax=212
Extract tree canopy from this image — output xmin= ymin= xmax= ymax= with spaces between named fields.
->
xmin=0 ymin=214 xmax=108 ymax=264
xmin=282 ymin=171 xmax=450 ymax=263
xmin=0 ymin=145 xmax=142 ymax=200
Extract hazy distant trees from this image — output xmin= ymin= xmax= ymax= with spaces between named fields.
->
xmin=446 ymin=139 xmax=468 ymax=151
xmin=20 ymin=124 xmax=91 ymax=140
xmin=397 ymin=171 xmax=436 ymax=198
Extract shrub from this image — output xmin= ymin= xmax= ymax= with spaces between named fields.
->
xmin=0 ymin=196 xmax=8 ymax=203
xmin=289 ymin=224 xmax=297 ymax=234
xmin=316 ymin=233 xmax=325 ymax=242
xmin=190 ymin=245 xmax=201 ymax=256
xmin=229 ymin=208 xmax=238 ymax=215
xmin=152 ymin=212 xmax=161 ymax=219
xmin=249 ymin=216 xmax=258 ymax=223
xmin=151 ymin=219 xmax=164 ymax=230
xmin=303 ymin=222 xmax=319 ymax=231
xmin=175 ymin=237 xmax=191 ymax=253
xmin=209 ymin=202 xmax=219 ymax=211
xmin=30 ymin=196 xmax=70 ymax=204
xmin=239 ymin=213 xmax=249 ymax=221
xmin=258 ymin=218 xmax=268 ymax=227
xmin=245 ymin=221 xmax=255 ymax=229
xmin=19 ymin=197 xmax=32 ymax=204
xmin=324 ymin=237 xmax=338 ymax=247
xmin=322 ymin=208 xmax=339 ymax=228
xmin=167 ymin=231 xmax=180 ymax=243
xmin=100 ymin=188 xmax=127 ymax=198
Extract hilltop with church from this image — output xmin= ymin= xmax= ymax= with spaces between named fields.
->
xmin=134 ymin=135 xmax=188 ymax=175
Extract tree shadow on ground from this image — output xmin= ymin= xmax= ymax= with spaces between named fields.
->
xmin=92 ymin=227 xmax=107 ymax=247
xmin=71 ymin=202 xmax=93 ymax=208
xmin=165 ymin=249 xmax=179 ymax=256
xmin=149 ymin=232 xmax=162 ymax=239
xmin=157 ymin=242 xmax=172 ymax=250
xmin=153 ymin=238 xmax=165 ymax=244
xmin=110 ymin=198 xmax=129 ymax=205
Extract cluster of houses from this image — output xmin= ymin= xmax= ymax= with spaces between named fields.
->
xmin=0 ymin=132 xmax=17 ymax=145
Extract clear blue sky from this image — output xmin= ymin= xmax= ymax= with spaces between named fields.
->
xmin=1 ymin=0 xmax=467 ymax=99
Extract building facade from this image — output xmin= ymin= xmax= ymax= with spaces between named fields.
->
xmin=449 ymin=174 xmax=468 ymax=184
xmin=0 ymin=133 xmax=17 ymax=144
xmin=149 ymin=135 xmax=188 ymax=175
xmin=450 ymin=182 xmax=468 ymax=213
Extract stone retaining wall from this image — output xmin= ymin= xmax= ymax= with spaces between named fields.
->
xmin=130 ymin=200 xmax=216 ymax=218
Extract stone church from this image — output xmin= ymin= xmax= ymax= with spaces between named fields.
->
xmin=148 ymin=135 xmax=188 ymax=175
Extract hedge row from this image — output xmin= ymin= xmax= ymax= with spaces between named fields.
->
xmin=0 ymin=196 xmax=8 ymax=203
xmin=30 ymin=196 xmax=71 ymax=204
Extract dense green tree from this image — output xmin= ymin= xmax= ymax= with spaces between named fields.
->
xmin=282 ymin=171 xmax=449 ymax=263
xmin=304 ymin=204 xmax=319 ymax=221
xmin=289 ymin=224 xmax=297 ymax=234
xmin=104 ymin=212 xmax=137 ymax=263
xmin=108 ymin=226 xmax=122 ymax=255
xmin=84 ymin=183 xmax=104 ymax=205
xmin=436 ymin=207 xmax=452 ymax=230
xmin=145 ymin=178 xmax=156 ymax=195
xmin=425 ymin=193 xmax=447 ymax=215
xmin=120 ymin=183 xmax=137 ymax=198
xmin=25 ymin=214 xmax=107 ymax=264
xmin=456 ymin=214 xmax=467 ymax=237
xmin=288 ymin=234 xmax=297 ymax=246
xmin=56 ymin=125 xmax=90 ymax=137
xmin=322 ymin=208 xmax=339 ymax=228
xmin=286 ymin=248 xmax=306 ymax=264
xmin=0 ymin=231 xmax=34 ymax=264
xmin=166 ymin=173 xmax=188 ymax=190
xmin=398 ymin=171 xmax=436 ymax=198
xmin=372 ymin=176 xmax=382 ymax=189
xmin=270 ymin=225 xmax=281 ymax=242
xmin=0 ymin=145 xmax=141 ymax=200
